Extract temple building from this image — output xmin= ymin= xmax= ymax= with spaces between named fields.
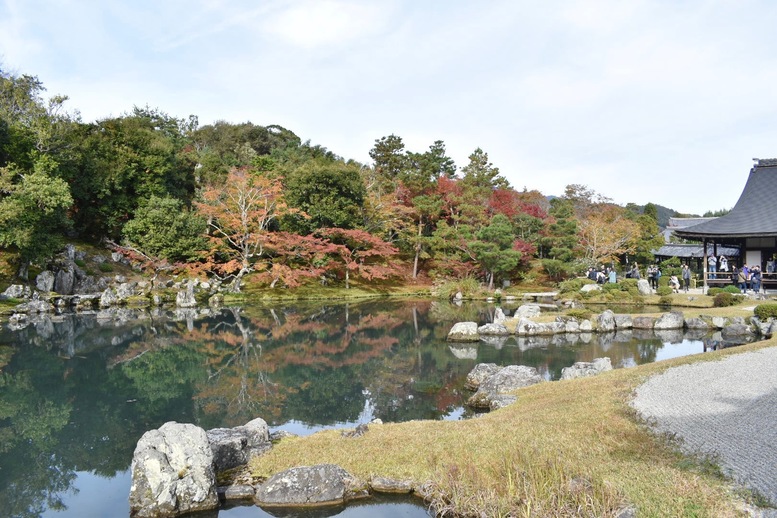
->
xmin=674 ymin=158 xmax=777 ymax=290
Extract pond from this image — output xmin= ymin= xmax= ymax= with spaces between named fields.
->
xmin=0 ymin=300 xmax=754 ymax=517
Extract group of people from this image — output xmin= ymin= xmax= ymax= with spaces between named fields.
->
xmin=732 ymin=264 xmax=763 ymax=293
xmin=586 ymin=258 xmax=769 ymax=294
xmin=706 ymin=254 xmax=729 ymax=279
xmin=587 ymin=265 xmax=617 ymax=284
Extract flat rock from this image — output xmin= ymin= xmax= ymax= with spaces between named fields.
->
xmin=477 ymin=323 xmax=509 ymax=336
xmin=560 ymin=357 xmax=613 ymax=380
xmin=370 ymin=477 xmax=414 ymax=494
xmin=254 ymin=464 xmax=368 ymax=507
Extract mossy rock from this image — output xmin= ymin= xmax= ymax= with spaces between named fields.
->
xmin=125 ymin=295 xmax=151 ymax=307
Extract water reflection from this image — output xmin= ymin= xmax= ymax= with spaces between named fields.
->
xmin=0 ymin=300 xmax=757 ymax=517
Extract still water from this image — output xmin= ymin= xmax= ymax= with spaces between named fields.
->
xmin=0 ymin=300 xmax=748 ymax=517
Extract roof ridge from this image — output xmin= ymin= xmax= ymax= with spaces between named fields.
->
xmin=754 ymin=158 xmax=777 ymax=167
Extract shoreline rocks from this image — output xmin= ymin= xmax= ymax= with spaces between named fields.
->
xmin=129 ymin=418 xmax=428 ymax=517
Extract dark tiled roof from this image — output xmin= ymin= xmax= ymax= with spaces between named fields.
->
xmin=653 ymin=244 xmax=740 ymax=258
xmin=667 ymin=217 xmax=716 ymax=229
xmin=675 ymin=160 xmax=777 ymax=239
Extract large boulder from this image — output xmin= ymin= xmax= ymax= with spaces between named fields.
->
xmin=176 ymin=282 xmax=198 ymax=308
xmin=254 ymin=464 xmax=368 ymax=507
xmin=36 ymin=271 xmax=56 ymax=292
xmin=447 ymin=322 xmax=479 ymax=342
xmin=54 ymin=265 xmax=76 ymax=295
xmin=100 ymin=288 xmax=119 ymax=308
xmin=596 ymin=310 xmax=616 ymax=332
xmin=477 ymin=323 xmax=509 ymax=336
xmin=580 ymin=284 xmax=601 ymax=294
xmin=684 ymin=317 xmax=709 ymax=330
xmin=721 ymin=324 xmax=754 ymax=338
xmin=636 ymin=279 xmax=652 ymax=296
xmin=467 ymin=365 xmax=543 ymax=409
xmin=206 ymin=417 xmax=271 ymax=473
xmin=560 ymin=357 xmax=613 ymax=380
xmin=493 ymin=307 xmax=507 ymax=324
xmin=1 ymin=284 xmax=30 ymax=300
xmin=116 ymin=282 xmax=136 ymax=299
xmin=516 ymin=318 xmax=564 ymax=336
xmin=129 ymin=422 xmax=218 ymax=518
xmin=614 ymin=314 xmax=633 ymax=329
xmin=515 ymin=304 xmax=542 ymax=318
xmin=464 ymin=363 xmax=501 ymax=391
xmin=631 ymin=316 xmax=655 ymax=329
xmin=711 ymin=316 xmax=729 ymax=329
xmin=654 ymin=311 xmax=684 ymax=330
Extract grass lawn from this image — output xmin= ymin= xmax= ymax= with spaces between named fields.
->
xmin=250 ymin=332 xmax=775 ymax=517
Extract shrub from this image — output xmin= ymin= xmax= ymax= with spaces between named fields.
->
xmin=542 ymin=259 xmax=578 ymax=282
xmin=123 ymin=195 xmax=207 ymax=262
xmin=566 ymin=308 xmax=592 ymax=320
xmin=754 ymin=303 xmax=777 ymax=320
xmin=99 ymin=262 xmax=114 ymax=273
xmin=713 ymin=292 xmax=739 ymax=308
xmin=707 ymin=288 xmax=723 ymax=296
xmin=436 ymin=277 xmax=481 ymax=299
xmin=74 ymin=258 xmax=86 ymax=268
xmin=722 ymin=285 xmax=741 ymax=294
xmin=619 ymin=278 xmax=641 ymax=297
xmin=658 ymin=295 xmax=673 ymax=306
xmin=656 ymin=286 xmax=672 ymax=296
xmin=558 ymin=278 xmax=594 ymax=294
xmin=602 ymin=282 xmax=621 ymax=292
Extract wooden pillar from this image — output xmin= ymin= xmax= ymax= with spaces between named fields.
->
xmin=703 ymin=239 xmax=708 ymax=292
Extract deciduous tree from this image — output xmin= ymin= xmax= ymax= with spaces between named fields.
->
xmin=196 ymin=167 xmax=290 ymax=289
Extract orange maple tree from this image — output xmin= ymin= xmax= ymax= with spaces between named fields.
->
xmin=195 ymin=167 xmax=293 ymax=289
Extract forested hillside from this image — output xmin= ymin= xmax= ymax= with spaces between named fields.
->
xmin=0 ymin=70 xmax=667 ymax=290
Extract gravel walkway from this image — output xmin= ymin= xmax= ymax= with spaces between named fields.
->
xmin=632 ymin=346 xmax=777 ymax=514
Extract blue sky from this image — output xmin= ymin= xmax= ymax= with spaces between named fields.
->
xmin=2 ymin=0 xmax=777 ymax=215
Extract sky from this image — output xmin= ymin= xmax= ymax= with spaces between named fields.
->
xmin=2 ymin=0 xmax=777 ymax=216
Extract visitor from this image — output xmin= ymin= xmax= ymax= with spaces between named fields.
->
xmin=719 ymin=255 xmax=728 ymax=273
xmin=681 ymin=264 xmax=691 ymax=293
xmin=631 ymin=263 xmax=641 ymax=280
xmin=608 ymin=268 xmax=617 ymax=283
xmin=751 ymin=265 xmax=762 ymax=293
xmin=742 ymin=264 xmax=750 ymax=290
xmin=737 ymin=266 xmax=748 ymax=293
xmin=655 ymin=266 xmax=662 ymax=290
xmin=647 ymin=264 xmax=656 ymax=290
xmin=708 ymin=253 xmax=717 ymax=279
xmin=669 ymin=275 xmax=681 ymax=293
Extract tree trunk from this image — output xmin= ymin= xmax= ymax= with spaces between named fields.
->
xmin=412 ymin=217 xmax=422 ymax=279
xmin=345 ymin=268 xmax=350 ymax=289
xmin=488 ymin=270 xmax=494 ymax=291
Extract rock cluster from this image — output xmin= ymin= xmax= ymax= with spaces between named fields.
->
xmin=129 ymin=418 xmax=423 ymax=517
xmin=464 ymin=357 xmax=613 ymax=410
xmin=1 ymin=245 xmax=230 ymax=319
xmin=447 ymin=308 xmax=772 ymax=344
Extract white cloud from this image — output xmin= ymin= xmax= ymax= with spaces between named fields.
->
xmin=263 ymin=0 xmax=391 ymax=49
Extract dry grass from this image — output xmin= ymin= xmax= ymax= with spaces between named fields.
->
xmin=251 ymin=336 xmax=777 ymax=516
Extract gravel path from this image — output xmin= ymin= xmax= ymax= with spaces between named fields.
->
xmin=631 ymin=346 xmax=777 ymax=513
